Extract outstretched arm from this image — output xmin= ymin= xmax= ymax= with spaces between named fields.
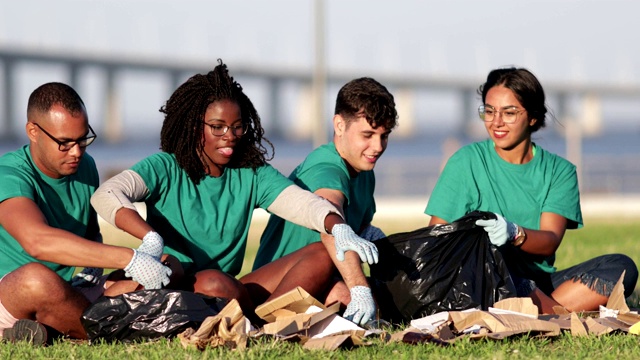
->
xmin=430 ymin=212 xmax=566 ymax=257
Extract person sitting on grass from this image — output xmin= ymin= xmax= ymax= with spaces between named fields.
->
xmin=90 ymin=60 xmax=379 ymax=324
xmin=0 ymin=82 xmax=171 ymax=345
xmin=245 ymin=77 xmax=397 ymax=326
xmin=425 ymin=67 xmax=638 ymax=313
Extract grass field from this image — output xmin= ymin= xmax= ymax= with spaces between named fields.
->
xmin=3 ymin=215 xmax=640 ymax=359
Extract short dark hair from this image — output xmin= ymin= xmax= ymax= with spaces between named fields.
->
xmin=334 ymin=77 xmax=398 ymax=131
xmin=27 ymin=82 xmax=86 ymax=121
xmin=478 ymin=67 xmax=547 ymax=133
xmin=159 ymin=59 xmax=273 ymax=183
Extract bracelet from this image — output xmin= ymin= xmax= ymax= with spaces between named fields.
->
xmin=512 ymin=225 xmax=527 ymax=247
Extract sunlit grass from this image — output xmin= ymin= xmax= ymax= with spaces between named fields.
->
xmin=49 ymin=214 xmax=640 ymax=359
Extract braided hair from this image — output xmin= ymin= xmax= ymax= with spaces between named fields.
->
xmin=160 ymin=59 xmax=274 ymax=183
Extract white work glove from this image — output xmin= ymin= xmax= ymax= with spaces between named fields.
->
xmin=343 ymin=286 xmax=376 ymax=326
xmin=70 ymin=267 xmax=104 ymax=288
xmin=359 ymin=225 xmax=387 ymax=241
xmin=475 ymin=213 xmax=518 ymax=247
xmin=137 ymin=231 xmax=164 ymax=260
xmin=124 ymin=249 xmax=172 ymax=290
xmin=332 ymin=223 xmax=379 ymax=264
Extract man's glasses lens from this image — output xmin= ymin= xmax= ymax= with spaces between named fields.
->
xmin=34 ymin=122 xmax=97 ymax=151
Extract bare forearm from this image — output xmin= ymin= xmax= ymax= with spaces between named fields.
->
xmin=321 ymin=233 xmax=368 ymax=288
xmin=114 ymin=207 xmax=155 ymax=240
xmin=517 ymin=227 xmax=562 ymax=256
xmin=25 ymin=227 xmax=133 ymax=269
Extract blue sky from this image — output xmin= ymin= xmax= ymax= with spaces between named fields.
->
xmin=1 ymin=0 xmax=639 ymax=137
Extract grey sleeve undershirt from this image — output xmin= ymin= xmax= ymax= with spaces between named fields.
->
xmin=90 ymin=169 xmax=149 ymax=227
xmin=266 ymin=185 xmax=343 ymax=234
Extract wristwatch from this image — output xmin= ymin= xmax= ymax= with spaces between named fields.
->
xmin=512 ymin=225 xmax=527 ymax=247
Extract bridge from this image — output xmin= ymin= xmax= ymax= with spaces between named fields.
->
xmin=3 ymin=45 xmax=640 ymax=143
xmin=2 ymin=46 xmax=640 ymax=195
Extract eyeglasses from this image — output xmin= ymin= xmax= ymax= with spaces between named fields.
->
xmin=202 ymin=122 xmax=248 ymax=137
xmin=33 ymin=122 xmax=97 ymax=151
xmin=478 ymin=105 xmax=526 ymax=124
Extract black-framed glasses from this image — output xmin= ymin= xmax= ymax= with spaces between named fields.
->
xmin=478 ymin=105 xmax=526 ymax=124
xmin=202 ymin=122 xmax=248 ymax=137
xmin=33 ymin=122 xmax=97 ymax=151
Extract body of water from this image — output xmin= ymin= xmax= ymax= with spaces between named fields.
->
xmin=2 ymin=129 xmax=639 ymax=197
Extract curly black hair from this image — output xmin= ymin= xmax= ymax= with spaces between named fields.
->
xmin=159 ymin=59 xmax=274 ymax=183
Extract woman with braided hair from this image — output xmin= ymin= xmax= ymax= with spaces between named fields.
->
xmin=91 ymin=60 xmax=379 ymax=323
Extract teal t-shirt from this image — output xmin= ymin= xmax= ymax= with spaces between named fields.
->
xmin=0 ymin=145 xmax=100 ymax=280
xmin=131 ymin=152 xmax=293 ymax=275
xmin=425 ymin=139 xmax=583 ymax=277
xmin=253 ymin=142 xmax=376 ymax=270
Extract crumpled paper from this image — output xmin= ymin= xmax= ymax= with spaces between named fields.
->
xmin=178 ymin=299 xmax=251 ymax=350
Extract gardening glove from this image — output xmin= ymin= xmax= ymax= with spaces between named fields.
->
xmin=332 ymin=223 xmax=379 ymax=264
xmin=70 ymin=267 xmax=104 ymax=288
xmin=343 ymin=286 xmax=376 ymax=326
xmin=475 ymin=213 xmax=518 ymax=247
xmin=137 ymin=231 xmax=164 ymax=260
xmin=359 ymin=225 xmax=387 ymax=241
xmin=124 ymin=249 xmax=172 ymax=289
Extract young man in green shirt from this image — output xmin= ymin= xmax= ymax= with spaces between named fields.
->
xmin=248 ymin=77 xmax=398 ymax=325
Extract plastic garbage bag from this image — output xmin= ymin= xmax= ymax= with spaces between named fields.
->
xmin=81 ymin=289 xmax=228 ymax=343
xmin=370 ymin=211 xmax=517 ymax=323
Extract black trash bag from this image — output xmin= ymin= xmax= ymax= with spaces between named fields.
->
xmin=370 ymin=211 xmax=517 ymax=323
xmin=81 ymin=289 xmax=228 ymax=343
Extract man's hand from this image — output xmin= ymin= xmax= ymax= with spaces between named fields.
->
xmin=137 ymin=231 xmax=164 ymax=260
xmin=70 ymin=267 xmax=104 ymax=288
xmin=124 ymin=250 xmax=172 ymax=289
xmin=343 ymin=286 xmax=376 ymax=326
xmin=332 ymin=223 xmax=379 ymax=264
xmin=359 ymin=225 xmax=386 ymax=241
xmin=475 ymin=213 xmax=518 ymax=246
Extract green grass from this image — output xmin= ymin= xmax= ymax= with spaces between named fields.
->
xmin=7 ymin=217 xmax=640 ymax=358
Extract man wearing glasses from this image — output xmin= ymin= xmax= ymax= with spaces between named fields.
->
xmin=0 ymin=82 xmax=171 ymax=345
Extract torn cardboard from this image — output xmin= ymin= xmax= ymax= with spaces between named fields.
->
xmin=255 ymin=287 xmax=326 ymax=323
xmin=178 ymin=299 xmax=250 ymax=350
xmin=262 ymin=303 xmax=341 ymax=336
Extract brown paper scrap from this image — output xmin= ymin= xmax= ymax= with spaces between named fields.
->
xmin=605 ymin=270 xmax=629 ymax=314
xmin=570 ymin=312 xmax=588 ymax=336
xmin=492 ymin=297 xmax=539 ymax=317
xmin=584 ymin=317 xmax=614 ymax=335
xmin=450 ymin=310 xmax=560 ymax=337
xmin=302 ymin=333 xmax=366 ymax=350
xmin=255 ymin=287 xmax=325 ymax=323
xmin=178 ymin=299 xmax=249 ymax=350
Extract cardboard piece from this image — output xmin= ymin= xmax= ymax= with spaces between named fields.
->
xmin=491 ymin=297 xmax=539 ymax=318
xmin=605 ymin=270 xmax=630 ymax=314
xmin=570 ymin=312 xmax=588 ymax=336
xmin=302 ymin=333 xmax=366 ymax=350
xmin=584 ymin=317 xmax=614 ymax=335
xmin=178 ymin=299 xmax=249 ymax=350
xmin=307 ymin=312 xmax=366 ymax=339
xmin=450 ymin=310 xmax=560 ymax=336
xmin=256 ymin=287 xmax=326 ymax=323
xmin=410 ymin=312 xmax=450 ymax=333
xmin=262 ymin=302 xmax=341 ymax=336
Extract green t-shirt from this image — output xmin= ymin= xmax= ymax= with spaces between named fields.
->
xmin=253 ymin=142 xmax=375 ymax=270
xmin=0 ymin=145 xmax=100 ymax=280
xmin=131 ymin=152 xmax=293 ymax=275
xmin=425 ymin=139 xmax=583 ymax=277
